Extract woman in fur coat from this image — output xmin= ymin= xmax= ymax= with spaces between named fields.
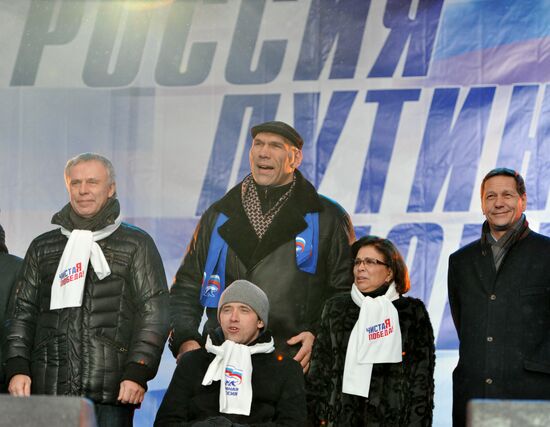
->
xmin=307 ymin=236 xmax=435 ymax=426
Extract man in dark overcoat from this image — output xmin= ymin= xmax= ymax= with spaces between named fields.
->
xmin=448 ymin=168 xmax=550 ymax=426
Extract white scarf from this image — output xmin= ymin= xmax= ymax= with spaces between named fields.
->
xmin=50 ymin=217 xmax=122 ymax=310
xmin=202 ymin=334 xmax=275 ymax=415
xmin=342 ymin=283 xmax=402 ymax=398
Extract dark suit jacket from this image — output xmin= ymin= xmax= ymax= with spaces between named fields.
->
xmin=448 ymin=230 xmax=550 ymax=427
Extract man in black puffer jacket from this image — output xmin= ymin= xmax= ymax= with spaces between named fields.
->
xmin=5 ymin=153 xmax=170 ymax=427
xmin=156 ymin=280 xmax=306 ymax=426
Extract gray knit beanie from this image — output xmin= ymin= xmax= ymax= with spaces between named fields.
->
xmin=218 ymin=280 xmax=269 ymax=328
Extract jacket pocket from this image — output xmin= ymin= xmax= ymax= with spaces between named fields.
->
xmin=102 ymin=250 xmax=132 ymax=278
xmin=524 ymin=359 xmax=550 ymax=375
xmin=31 ymin=333 xmax=66 ymax=374
xmin=519 ymin=287 xmax=550 ymax=297
xmin=519 ymin=287 xmax=550 ymax=320
xmin=95 ymin=334 xmax=128 ymax=353
xmin=32 ymin=333 xmax=54 ymax=355
xmin=520 ymin=287 xmax=550 ymax=374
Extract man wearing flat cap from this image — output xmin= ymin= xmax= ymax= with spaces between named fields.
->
xmin=170 ymin=121 xmax=354 ymax=372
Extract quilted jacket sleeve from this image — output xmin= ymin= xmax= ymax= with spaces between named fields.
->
xmin=122 ymin=232 xmax=170 ymax=386
xmin=4 ymin=239 xmax=43 ymax=378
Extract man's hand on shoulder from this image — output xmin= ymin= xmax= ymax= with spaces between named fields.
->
xmin=8 ymin=374 xmax=31 ymax=397
xmin=287 ymin=331 xmax=315 ymax=373
xmin=177 ymin=339 xmax=201 ymax=363
xmin=118 ymin=380 xmax=145 ymax=405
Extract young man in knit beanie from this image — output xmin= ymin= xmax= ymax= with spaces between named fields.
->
xmin=155 ymin=280 xmax=306 ymax=426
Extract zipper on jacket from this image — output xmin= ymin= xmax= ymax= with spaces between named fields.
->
xmin=95 ymin=334 xmax=128 ymax=353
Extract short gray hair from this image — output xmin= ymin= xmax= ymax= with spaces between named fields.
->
xmin=64 ymin=153 xmax=116 ymax=185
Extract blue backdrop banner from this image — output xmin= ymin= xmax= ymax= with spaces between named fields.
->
xmin=1 ymin=1 xmax=549 ymax=425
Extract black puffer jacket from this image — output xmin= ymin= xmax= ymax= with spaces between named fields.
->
xmin=5 ymin=220 xmax=169 ymax=403
xmin=170 ymin=171 xmax=354 ymax=357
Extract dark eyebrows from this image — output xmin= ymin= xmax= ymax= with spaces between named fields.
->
xmin=69 ymin=177 xmax=101 ymax=185
xmin=253 ymin=137 xmax=288 ymax=149
xmin=484 ymin=190 xmax=518 ymax=198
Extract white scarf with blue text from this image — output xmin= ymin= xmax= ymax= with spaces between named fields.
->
xmin=342 ymin=283 xmax=402 ymax=398
xmin=50 ymin=217 xmax=121 ymax=310
xmin=202 ymin=335 xmax=275 ymax=415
